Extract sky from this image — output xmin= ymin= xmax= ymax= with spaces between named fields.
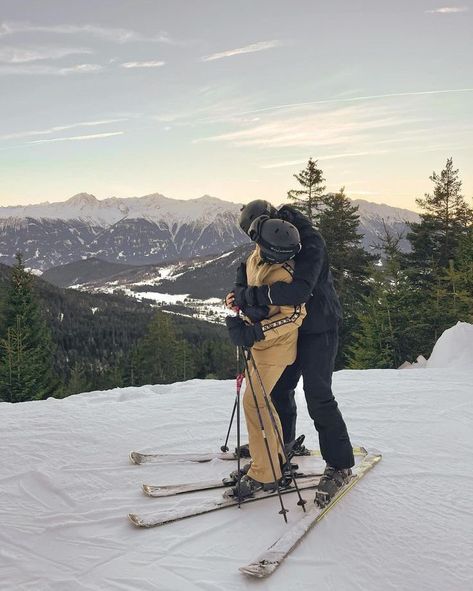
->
xmin=0 ymin=0 xmax=472 ymax=210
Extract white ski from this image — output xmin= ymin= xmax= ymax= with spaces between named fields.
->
xmin=129 ymin=476 xmax=321 ymax=527
xmin=239 ymin=450 xmax=382 ymax=578
xmin=129 ymin=446 xmax=367 ymax=465
xmin=142 ymin=470 xmax=323 ymax=498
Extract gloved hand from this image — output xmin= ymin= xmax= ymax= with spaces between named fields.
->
xmin=241 ymin=305 xmax=270 ymax=323
xmin=225 ymin=316 xmax=264 ymax=348
xmin=233 ymin=263 xmax=250 ymax=308
xmin=234 ymin=285 xmax=270 ymax=308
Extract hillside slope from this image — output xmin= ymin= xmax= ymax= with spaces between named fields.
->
xmin=1 ymin=360 xmax=472 ymax=590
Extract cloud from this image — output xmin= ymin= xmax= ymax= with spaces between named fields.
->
xmin=28 ymin=131 xmax=124 ymax=145
xmin=261 ymin=151 xmax=389 ymax=169
xmin=196 ymin=103 xmax=420 ymax=149
xmin=201 ymin=40 xmax=282 ymax=62
xmin=0 ymin=119 xmax=128 ymax=141
xmin=121 ymin=60 xmax=165 ymax=69
xmin=260 ymin=159 xmax=308 ymax=170
xmin=233 ymin=88 xmax=473 ymax=117
xmin=0 ymin=21 xmax=171 ymax=44
xmin=0 ymin=63 xmax=103 ymax=75
xmin=60 ymin=63 xmax=103 ymax=74
xmin=426 ymin=6 xmax=469 ymax=13
xmin=0 ymin=45 xmax=92 ymax=64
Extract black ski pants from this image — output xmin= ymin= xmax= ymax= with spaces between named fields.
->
xmin=271 ymin=328 xmax=355 ymax=470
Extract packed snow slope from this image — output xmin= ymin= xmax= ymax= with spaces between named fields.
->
xmin=2 ymin=368 xmax=472 ymax=590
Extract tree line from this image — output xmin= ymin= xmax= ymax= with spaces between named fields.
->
xmin=287 ymin=157 xmax=472 ymax=368
xmin=0 ymin=261 xmax=235 ymax=402
xmin=1 ymin=156 xmax=471 ymax=401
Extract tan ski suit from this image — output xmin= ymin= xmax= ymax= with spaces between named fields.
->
xmin=243 ymin=247 xmax=306 ymax=484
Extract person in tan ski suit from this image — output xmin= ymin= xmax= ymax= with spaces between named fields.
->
xmin=225 ymin=215 xmax=305 ymax=498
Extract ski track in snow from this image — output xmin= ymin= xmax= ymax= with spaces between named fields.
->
xmin=1 ymin=370 xmax=472 ymax=591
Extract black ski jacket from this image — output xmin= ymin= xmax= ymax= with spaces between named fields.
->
xmin=238 ymin=205 xmax=342 ymax=334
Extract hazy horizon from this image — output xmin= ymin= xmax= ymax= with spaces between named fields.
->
xmin=1 ymin=0 xmax=472 ymax=210
xmin=0 ymin=188 xmax=425 ymax=214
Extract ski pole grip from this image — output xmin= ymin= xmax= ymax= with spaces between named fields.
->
xmin=236 ymin=372 xmax=245 ymax=393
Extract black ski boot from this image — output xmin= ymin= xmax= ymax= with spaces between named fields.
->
xmin=234 ymin=443 xmax=251 ymax=458
xmin=279 ymin=434 xmax=306 ymax=475
xmin=224 ymin=474 xmax=277 ymax=499
xmin=293 ymin=434 xmax=311 ymax=456
xmin=315 ymin=465 xmax=352 ymax=508
xmin=222 ymin=463 xmax=251 ymax=486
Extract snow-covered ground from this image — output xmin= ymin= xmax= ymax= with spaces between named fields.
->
xmin=2 ymin=358 xmax=472 ymax=590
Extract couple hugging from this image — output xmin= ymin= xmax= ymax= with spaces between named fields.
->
xmin=224 ymin=200 xmax=354 ymax=507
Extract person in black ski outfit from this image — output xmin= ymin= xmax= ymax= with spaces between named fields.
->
xmin=226 ymin=200 xmax=354 ymax=503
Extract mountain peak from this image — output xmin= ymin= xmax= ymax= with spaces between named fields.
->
xmin=67 ymin=193 xmax=99 ymax=206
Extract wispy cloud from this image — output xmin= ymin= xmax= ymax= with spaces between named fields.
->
xmin=121 ymin=60 xmax=165 ymax=69
xmin=0 ymin=63 xmax=103 ymax=76
xmin=0 ymin=21 xmax=171 ymax=44
xmin=426 ymin=6 xmax=469 ymax=13
xmin=260 ymin=159 xmax=308 ymax=170
xmin=0 ymin=45 xmax=92 ymax=64
xmin=0 ymin=119 xmax=128 ymax=141
xmin=28 ymin=131 xmax=124 ymax=145
xmin=196 ymin=103 xmax=421 ymax=149
xmin=233 ymin=88 xmax=473 ymax=118
xmin=201 ymin=40 xmax=282 ymax=62
xmin=261 ymin=151 xmax=389 ymax=169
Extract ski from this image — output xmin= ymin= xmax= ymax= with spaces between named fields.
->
xmin=129 ymin=450 xmax=236 ymax=464
xmin=239 ymin=450 xmax=382 ymax=578
xmin=129 ymin=446 xmax=367 ymax=465
xmin=142 ymin=469 xmax=323 ymax=498
xmin=129 ymin=476 xmax=321 ymax=527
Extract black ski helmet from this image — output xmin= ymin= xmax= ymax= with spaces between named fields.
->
xmin=239 ymin=199 xmax=278 ymax=235
xmin=248 ymin=215 xmax=301 ymax=263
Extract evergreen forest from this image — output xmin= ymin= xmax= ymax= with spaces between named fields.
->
xmin=1 ymin=157 xmax=471 ymax=402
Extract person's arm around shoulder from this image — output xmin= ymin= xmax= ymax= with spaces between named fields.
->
xmin=240 ymin=226 xmax=325 ymax=307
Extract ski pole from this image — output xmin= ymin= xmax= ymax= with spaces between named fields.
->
xmin=235 ymin=347 xmax=242 ymax=508
xmin=240 ymin=347 xmax=289 ymax=522
xmin=220 ymin=396 xmax=238 ymax=452
xmin=221 ymin=304 xmax=242 ymax=453
xmin=245 ymin=347 xmax=307 ymax=512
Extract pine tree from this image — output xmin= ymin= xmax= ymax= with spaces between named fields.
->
xmin=455 ymin=226 xmax=473 ymax=319
xmin=0 ymin=253 xmax=58 ymax=402
xmin=348 ymin=280 xmax=395 ymax=369
xmin=405 ymin=158 xmax=473 ymax=353
xmin=413 ymin=157 xmax=471 ymax=267
xmin=64 ymin=362 xmax=91 ymax=397
xmin=349 ymin=224 xmax=413 ymax=368
xmin=287 ymin=158 xmax=326 ymax=222
xmin=317 ymin=188 xmax=375 ymax=367
xmin=133 ymin=312 xmax=190 ymax=384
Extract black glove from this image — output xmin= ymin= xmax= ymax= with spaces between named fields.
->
xmin=241 ymin=304 xmax=270 ymax=323
xmin=233 ymin=263 xmax=249 ymax=308
xmin=235 ymin=263 xmax=247 ymax=287
xmin=234 ymin=285 xmax=270 ymax=308
xmin=225 ymin=316 xmax=264 ymax=348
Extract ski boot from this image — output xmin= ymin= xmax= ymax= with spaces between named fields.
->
xmin=279 ymin=434 xmax=306 ymax=475
xmin=293 ymin=434 xmax=311 ymax=456
xmin=222 ymin=462 xmax=251 ymax=486
xmin=314 ymin=465 xmax=353 ymax=508
xmin=224 ymin=474 xmax=278 ymax=500
xmin=234 ymin=443 xmax=251 ymax=458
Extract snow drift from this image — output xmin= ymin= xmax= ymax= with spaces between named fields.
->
xmin=426 ymin=321 xmax=473 ymax=370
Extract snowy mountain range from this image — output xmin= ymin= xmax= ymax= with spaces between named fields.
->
xmin=0 ymin=192 xmax=420 ymax=271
